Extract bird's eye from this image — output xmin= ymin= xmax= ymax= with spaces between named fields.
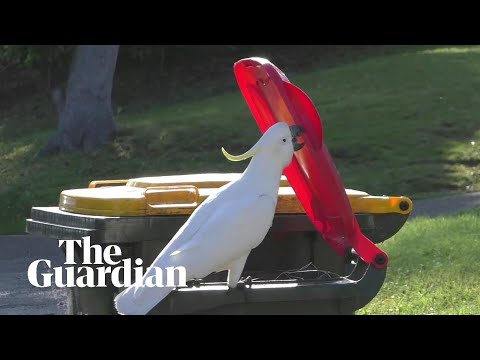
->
xmin=282 ymin=139 xmax=286 ymax=143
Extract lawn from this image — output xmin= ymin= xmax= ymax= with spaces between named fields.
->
xmin=1 ymin=45 xmax=480 ymax=235
xmin=359 ymin=208 xmax=480 ymax=315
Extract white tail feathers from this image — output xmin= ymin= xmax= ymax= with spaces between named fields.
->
xmin=114 ymin=288 xmax=145 ymax=315
xmin=114 ymin=285 xmax=174 ymax=315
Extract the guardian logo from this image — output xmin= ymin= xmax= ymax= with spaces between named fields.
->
xmin=27 ymin=236 xmax=187 ymax=288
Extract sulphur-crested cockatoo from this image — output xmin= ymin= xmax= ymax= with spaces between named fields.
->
xmin=114 ymin=122 xmax=304 ymax=315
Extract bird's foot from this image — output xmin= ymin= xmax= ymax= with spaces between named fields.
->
xmin=226 ymin=277 xmax=253 ymax=300
xmin=186 ymin=278 xmax=203 ymax=288
xmin=237 ymin=276 xmax=253 ymax=289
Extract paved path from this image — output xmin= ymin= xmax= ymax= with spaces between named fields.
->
xmin=410 ymin=192 xmax=480 ymax=219
xmin=1 ymin=192 xmax=479 ymax=315
xmin=0 ymin=235 xmax=67 ymax=315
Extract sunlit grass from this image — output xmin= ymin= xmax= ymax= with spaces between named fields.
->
xmin=1 ymin=143 xmax=35 ymax=161
xmin=359 ymin=208 xmax=480 ymax=315
xmin=421 ymin=46 xmax=480 ymax=55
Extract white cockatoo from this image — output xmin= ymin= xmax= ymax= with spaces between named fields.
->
xmin=114 ymin=122 xmax=304 ymax=315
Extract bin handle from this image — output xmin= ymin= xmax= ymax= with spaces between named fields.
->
xmin=88 ymin=179 xmax=129 ymax=188
xmin=144 ymin=185 xmax=200 ymax=209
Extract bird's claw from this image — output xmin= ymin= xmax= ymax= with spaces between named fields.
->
xmin=237 ymin=276 xmax=253 ymax=289
xmin=186 ymin=278 xmax=203 ymax=288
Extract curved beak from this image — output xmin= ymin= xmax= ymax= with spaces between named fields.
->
xmin=290 ymin=125 xmax=305 ymax=152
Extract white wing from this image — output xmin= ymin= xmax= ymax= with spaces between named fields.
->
xmin=156 ymin=181 xmax=233 ymax=258
xmin=166 ymin=193 xmax=277 ymax=276
xmin=122 ymin=193 xmax=276 ymax=314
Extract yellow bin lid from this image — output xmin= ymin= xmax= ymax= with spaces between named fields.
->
xmin=59 ymin=173 xmax=413 ymax=217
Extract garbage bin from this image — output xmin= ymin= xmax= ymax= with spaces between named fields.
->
xmin=26 ymin=173 xmax=412 ymax=315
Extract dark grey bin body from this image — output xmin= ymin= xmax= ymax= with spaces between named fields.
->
xmin=26 ymin=207 xmax=406 ymax=315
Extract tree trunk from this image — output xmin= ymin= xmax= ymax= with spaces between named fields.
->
xmin=40 ymin=45 xmax=119 ymax=155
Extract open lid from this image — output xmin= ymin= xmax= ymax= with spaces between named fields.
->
xmin=234 ymin=57 xmax=389 ymax=269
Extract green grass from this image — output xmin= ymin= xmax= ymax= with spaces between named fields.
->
xmin=358 ymin=208 xmax=480 ymax=315
xmin=1 ymin=45 xmax=480 ymax=234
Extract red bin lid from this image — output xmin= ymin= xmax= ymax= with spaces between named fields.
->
xmin=234 ymin=57 xmax=388 ymax=269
